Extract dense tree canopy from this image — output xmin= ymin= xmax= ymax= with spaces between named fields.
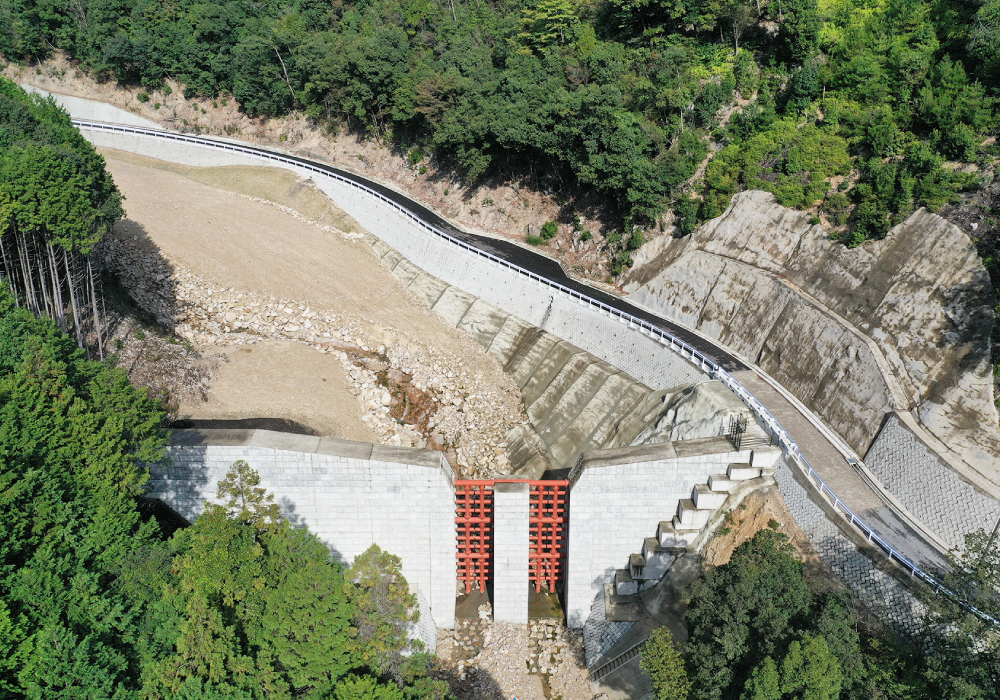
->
xmin=2 ymin=0 xmax=996 ymax=261
xmin=641 ymin=527 xmax=999 ymax=700
xmin=0 ymin=284 xmax=447 ymax=698
xmin=0 ymin=77 xmax=122 ymax=254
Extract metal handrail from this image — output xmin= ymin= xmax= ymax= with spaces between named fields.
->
xmin=75 ymin=119 xmax=998 ymax=626
xmin=590 ymin=638 xmax=647 ymax=681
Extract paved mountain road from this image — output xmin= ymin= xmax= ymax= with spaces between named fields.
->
xmin=77 ymin=121 xmax=949 ymax=575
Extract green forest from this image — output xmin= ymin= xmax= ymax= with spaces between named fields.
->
xmin=0 ymin=286 xmax=448 ymax=698
xmin=2 ymin=0 xmax=998 ymax=266
xmin=1 ymin=7 xmax=999 ymax=696
xmin=641 ymin=528 xmax=1000 ymax=700
xmin=0 ymin=79 xmax=447 ymax=699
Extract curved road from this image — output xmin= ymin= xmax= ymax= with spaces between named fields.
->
xmin=76 ymin=120 xmax=949 ymax=578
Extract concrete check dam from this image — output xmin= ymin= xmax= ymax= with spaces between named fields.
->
xmin=34 ymin=86 xmax=999 ymax=659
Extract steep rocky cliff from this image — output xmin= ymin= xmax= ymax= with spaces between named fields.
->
xmin=625 ymin=191 xmax=999 ymax=487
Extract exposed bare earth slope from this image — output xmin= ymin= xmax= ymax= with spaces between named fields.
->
xmin=627 ymin=190 xmax=999 ymax=486
xmin=100 ymin=151 xmax=531 ymax=458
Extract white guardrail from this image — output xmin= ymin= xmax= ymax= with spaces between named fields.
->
xmin=75 ymin=120 xmax=997 ymax=626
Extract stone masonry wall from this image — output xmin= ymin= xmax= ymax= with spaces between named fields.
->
xmin=149 ymin=430 xmax=457 ymax=631
xmin=866 ymin=413 xmax=1000 ymax=550
xmin=565 ymin=439 xmax=750 ymax=628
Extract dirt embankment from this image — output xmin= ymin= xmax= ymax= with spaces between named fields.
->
xmin=98 ymin=148 xmax=536 ymax=475
xmin=4 ymin=55 xmax=642 ymax=288
xmin=701 ymin=488 xmax=845 ymax=594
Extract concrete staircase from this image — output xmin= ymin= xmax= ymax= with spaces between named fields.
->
xmin=613 ymin=447 xmax=781 ymax=596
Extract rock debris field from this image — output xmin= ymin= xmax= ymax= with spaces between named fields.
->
xmin=438 ymin=616 xmax=594 ymax=700
xmin=99 ymin=198 xmax=532 ymax=478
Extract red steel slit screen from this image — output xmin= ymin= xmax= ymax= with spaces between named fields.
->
xmin=455 ymin=481 xmax=493 ymax=594
xmin=529 ymin=480 xmax=569 ymax=593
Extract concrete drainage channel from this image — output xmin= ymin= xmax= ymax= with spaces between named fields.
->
xmin=65 ymin=116 xmax=997 ymax=649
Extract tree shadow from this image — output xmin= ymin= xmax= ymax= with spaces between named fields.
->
xmin=98 ymin=217 xmax=182 ymax=338
xmin=143 ymin=442 xmax=211 ymax=525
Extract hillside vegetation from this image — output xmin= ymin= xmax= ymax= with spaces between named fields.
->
xmin=0 ymin=298 xmax=445 ymax=698
xmin=642 ymin=528 xmax=1000 ymax=700
xmin=2 ymin=0 xmax=998 ymax=273
xmin=0 ymin=80 xmax=446 ymax=699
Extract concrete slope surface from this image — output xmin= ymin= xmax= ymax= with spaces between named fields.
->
xmin=627 ymin=190 xmax=999 ymax=493
xmin=69 ymin=116 xmax=956 ymax=584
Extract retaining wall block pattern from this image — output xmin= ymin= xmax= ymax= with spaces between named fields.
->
xmin=566 ymin=450 xmax=744 ymax=628
xmin=492 ymin=482 xmax=531 ymax=624
xmin=773 ymin=456 xmax=926 ymax=633
xmin=582 ymin=589 xmax=634 ymax=666
xmin=149 ymin=444 xmax=457 ymax=633
xmin=80 ymin=126 xmax=944 ymax=639
xmin=866 ymin=414 xmax=1000 ymax=549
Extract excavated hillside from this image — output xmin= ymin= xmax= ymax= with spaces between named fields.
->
xmin=625 ymin=190 xmax=999 ymax=487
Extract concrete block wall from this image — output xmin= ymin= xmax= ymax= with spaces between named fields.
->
xmin=565 ymin=438 xmax=750 ymax=627
xmin=148 ymin=430 xmax=457 ymax=632
xmin=312 ymin=176 xmax=706 ymax=392
xmin=773 ymin=454 xmax=925 ymax=633
xmin=866 ymin=413 xmax=1000 ymax=550
xmin=370 ymin=247 xmax=687 ymax=472
xmin=71 ymin=121 xmax=938 ymax=636
xmin=492 ymin=482 xmax=531 ymax=624
xmin=24 ymin=86 xmax=162 ymax=129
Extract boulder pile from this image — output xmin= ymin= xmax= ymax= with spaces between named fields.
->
xmin=98 ymin=222 xmax=533 ymax=478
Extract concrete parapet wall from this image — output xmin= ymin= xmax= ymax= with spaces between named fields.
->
xmin=493 ymin=482 xmax=531 ymax=623
xmin=149 ymin=430 xmax=457 ymax=631
xmin=566 ymin=437 xmax=749 ymax=627
xmin=71 ymin=120 xmax=942 ymax=635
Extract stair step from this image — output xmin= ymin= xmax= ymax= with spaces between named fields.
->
xmin=676 ymin=499 xmax=711 ymax=528
xmin=692 ymin=483 xmax=728 ymax=509
xmin=750 ymin=448 xmax=781 ymax=469
xmin=639 ymin=537 xmax=676 ymax=580
xmin=708 ymin=473 xmax=734 ymax=492
xmin=658 ymin=521 xmax=697 ymax=547
xmin=615 ymin=568 xmax=638 ymax=596
xmin=727 ymin=463 xmax=760 ymax=480
xmin=671 ymin=515 xmax=702 ymax=534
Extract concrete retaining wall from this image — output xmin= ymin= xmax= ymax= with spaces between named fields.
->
xmin=365 ymin=237 xmax=742 ymax=472
xmin=70 ymin=120 xmax=938 ymax=635
xmin=627 ymin=190 xmax=1000 ymax=490
xmin=23 ymin=85 xmax=162 ymax=129
xmin=77 ymin=126 xmax=707 ymax=394
xmin=565 ymin=437 xmax=750 ymax=628
xmin=150 ymin=429 xmax=457 ymax=633
xmin=773 ymin=454 xmax=925 ymax=632
xmin=866 ymin=413 xmax=1000 ymax=550
xmin=308 ymin=178 xmax=707 ymax=394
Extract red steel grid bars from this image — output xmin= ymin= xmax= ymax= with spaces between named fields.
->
xmin=455 ymin=480 xmax=493 ymax=594
xmin=528 ymin=480 xmax=569 ymax=594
